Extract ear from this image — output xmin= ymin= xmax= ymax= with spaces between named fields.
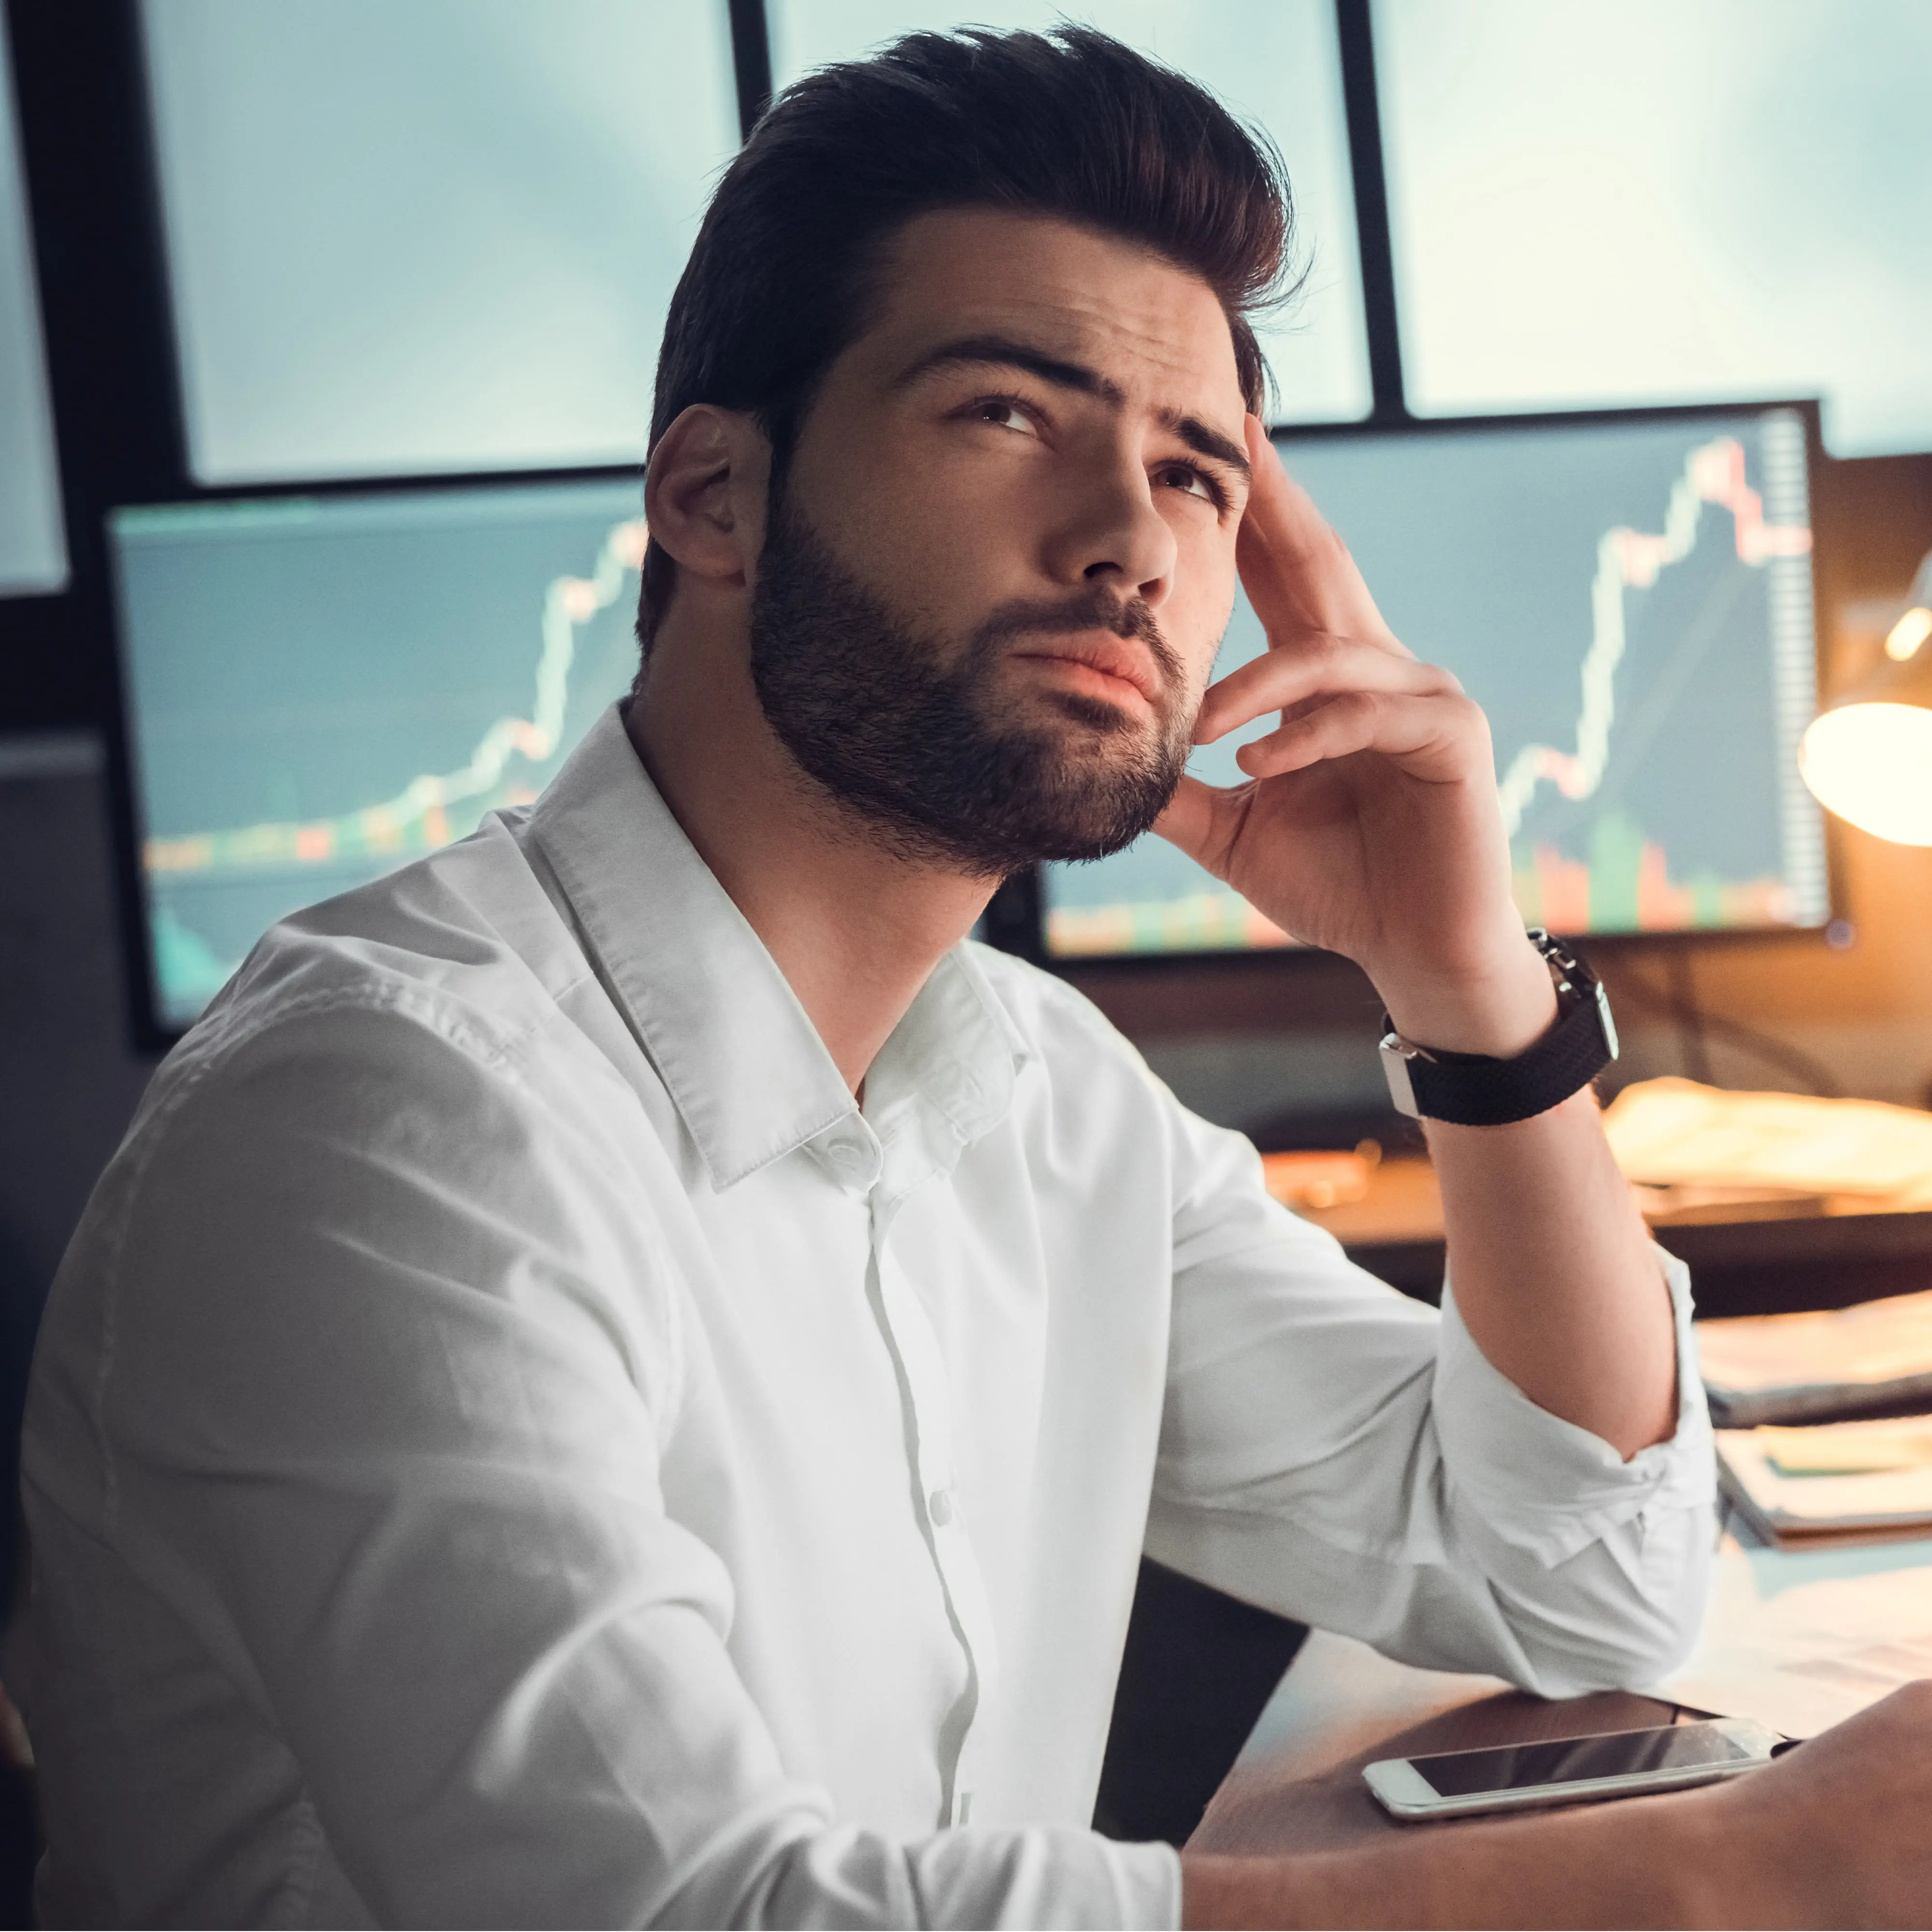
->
xmin=643 ymin=405 xmax=772 ymax=587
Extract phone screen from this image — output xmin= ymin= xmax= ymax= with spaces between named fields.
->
xmin=1411 ymin=1726 xmax=1754 ymax=1798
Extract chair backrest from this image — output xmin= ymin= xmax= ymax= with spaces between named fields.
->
xmin=1094 ymin=1557 xmax=1309 ymax=1846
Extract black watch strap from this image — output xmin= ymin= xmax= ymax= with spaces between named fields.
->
xmin=1379 ymin=932 xmax=1618 ymax=1126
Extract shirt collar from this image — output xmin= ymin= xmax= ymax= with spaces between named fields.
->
xmin=527 ymin=706 xmax=1033 ymax=1192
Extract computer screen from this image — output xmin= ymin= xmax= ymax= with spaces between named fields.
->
xmin=1042 ymin=404 xmax=1829 ymax=960
xmin=0 ymin=18 xmax=66 ymax=596
xmin=1373 ymin=0 xmax=1932 ymax=458
xmin=767 ymin=0 xmax=1370 ymax=426
xmin=112 ymin=481 xmax=647 ymax=1030
xmin=138 ymin=0 xmax=741 ymax=483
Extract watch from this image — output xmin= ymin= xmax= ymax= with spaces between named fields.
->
xmin=1378 ymin=930 xmax=1619 ymax=1126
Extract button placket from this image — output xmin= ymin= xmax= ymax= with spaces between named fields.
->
xmin=866 ymin=1207 xmax=1001 ymax=1826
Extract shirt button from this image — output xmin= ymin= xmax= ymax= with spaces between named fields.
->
xmin=828 ymin=1138 xmax=866 ymax=1172
xmin=928 ymin=1488 xmax=953 ymax=1527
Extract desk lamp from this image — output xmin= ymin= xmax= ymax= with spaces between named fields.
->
xmin=1800 ymin=550 xmax=1932 ymax=846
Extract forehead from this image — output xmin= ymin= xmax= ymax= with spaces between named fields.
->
xmin=847 ymin=206 xmax=1247 ymax=428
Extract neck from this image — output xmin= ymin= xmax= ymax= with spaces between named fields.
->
xmin=626 ymin=613 xmax=996 ymax=1095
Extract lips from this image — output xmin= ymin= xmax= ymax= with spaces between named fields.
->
xmin=1011 ymin=632 xmax=1162 ymax=706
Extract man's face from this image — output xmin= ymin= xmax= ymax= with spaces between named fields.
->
xmin=747 ymin=206 xmax=1253 ymax=874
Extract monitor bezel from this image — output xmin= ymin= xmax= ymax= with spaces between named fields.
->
xmin=1014 ymin=395 xmax=1845 ymax=979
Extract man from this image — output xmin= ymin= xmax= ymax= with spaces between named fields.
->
xmin=19 ymin=25 xmax=1932 ymax=1929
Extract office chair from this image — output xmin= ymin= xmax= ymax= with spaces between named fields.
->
xmin=1094 ymin=1557 xmax=1309 ymax=1847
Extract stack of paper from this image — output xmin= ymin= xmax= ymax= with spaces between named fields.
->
xmin=1602 ymin=1077 xmax=1932 ymax=1207
xmin=1717 ymin=1416 xmax=1932 ymax=1546
xmin=1661 ymin=1539 xmax=1932 ymax=1738
xmin=1696 ymin=1288 xmax=1932 ymax=1427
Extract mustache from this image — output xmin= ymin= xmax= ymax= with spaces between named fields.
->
xmin=971 ymin=590 xmax=1184 ymax=693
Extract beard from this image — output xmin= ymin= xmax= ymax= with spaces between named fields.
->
xmin=747 ymin=495 xmax=1197 ymax=877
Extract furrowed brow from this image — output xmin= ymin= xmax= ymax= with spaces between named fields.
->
xmin=1159 ymin=406 xmax=1250 ymax=482
xmin=898 ymin=333 xmax=1250 ymax=482
xmin=896 ymin=334 xmax=1125 ymax=405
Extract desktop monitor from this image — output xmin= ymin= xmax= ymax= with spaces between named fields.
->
xmin=1041 ymin=403 xmax=1829 ymax=962
xmin=1372 ymin=0 xmax=1932 ymax=457
xmin=138 ymin=0 xmax=741 ymax=483
xmin=111 ymin=479 xmax=648 ymax=1033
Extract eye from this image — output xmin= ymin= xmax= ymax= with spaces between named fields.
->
xmin=964 ymin=395 xmax=1040 ymax=436
xmin=1157 ymin=461 xmax=1223 ymax=509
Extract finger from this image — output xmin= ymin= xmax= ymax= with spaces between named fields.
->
xmin=1237 ymin=416 xmax=1407 ymax=658
xmin=1195 ymin=633 xmax=1463 ymax=745
xmin=1234 ymin=688 xmax=1492 ymax=787
xmin=1150 ymin=772 xmax=1250 ymax=882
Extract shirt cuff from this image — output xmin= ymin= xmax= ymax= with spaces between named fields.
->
xmin=1432 ymin=1241 xmax=1716 ymax=1568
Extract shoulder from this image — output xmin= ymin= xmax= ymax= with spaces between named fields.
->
xmin=150 ymin=812 xmax=648 ymax=1167
xmin=113 ymin=820 xmax=653 ymax=1278
xmin=107 ymin=973 xmax=638 ymax=1318
xmin=191 ymin=814 xmax=585 ymax=1066
xmin=51 ymin=853 xmax=682 ymax=1454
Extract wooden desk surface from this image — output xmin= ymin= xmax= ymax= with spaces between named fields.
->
xmin=1187 ymin=1629 xmax=1690 ymax=1858
xmin=1299 ymin=1155 xmax=1932 ymax=1317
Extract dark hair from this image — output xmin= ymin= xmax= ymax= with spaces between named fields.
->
xmin=636 ymin=24 xmax=1298 ymax=656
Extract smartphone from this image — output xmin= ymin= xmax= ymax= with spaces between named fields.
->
xmin=1363 ymin=1717 xmax=1783 ymax=1821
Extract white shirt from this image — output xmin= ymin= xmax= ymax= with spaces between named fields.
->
xmin=21 ymin=707 xmax=1715 ymax=1930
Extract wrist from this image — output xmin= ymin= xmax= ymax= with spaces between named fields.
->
xmin=1182 ymin=1790 xmax=1730 ymax=1930
xmin=1373 ymin=931 xmax=1558 ymax=1059
xmin=1634 ymin=1786 xmax=1750 ymax=1929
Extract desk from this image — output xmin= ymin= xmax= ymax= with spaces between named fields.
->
xmin=1191 ymin=1531 xmax=1932 ymax=1858
xmin=1187 ymin=1160 xmax=1932 ymax=1857
xmin=1302 ymin=1155 xmax=1932 ymax=1318
xmin=1186 ymin=1629 xmax=1692 ymax=1857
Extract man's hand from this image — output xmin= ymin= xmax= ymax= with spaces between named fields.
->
xmin=1157 ymin=417 xmax=1677 ymax=1458
xmin=1182 ymin=1683 xmax=1932 ymax=1929
xmin=1155 ymin=416 xmax=1553 ymax=1056
xmin=1682 ymin=1679 xmax=1932 ymax=1926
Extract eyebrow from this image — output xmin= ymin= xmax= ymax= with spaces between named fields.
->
xmin=897 ymin=332 xmax=1251 ymax=481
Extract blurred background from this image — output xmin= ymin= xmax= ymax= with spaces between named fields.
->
xmin=4 ymin=0 xmax=1932 ymax=1603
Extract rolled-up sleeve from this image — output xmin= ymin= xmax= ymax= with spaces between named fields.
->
xmin=1143 ymin=1100 xmax=1716 ymax=1700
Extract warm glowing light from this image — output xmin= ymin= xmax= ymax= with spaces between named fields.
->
xmin=1887 ymin=606 xmax=1932 ymax=662
xmin=1800 ymin=703 xmax=1932 ymax=845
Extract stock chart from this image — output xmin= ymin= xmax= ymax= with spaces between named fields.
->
xmin=114 ymin=483 xmax=646 ymax=1026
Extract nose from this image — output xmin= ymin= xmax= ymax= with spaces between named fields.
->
xmin=1041 ymin=438 xmax=1176 ymax=607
